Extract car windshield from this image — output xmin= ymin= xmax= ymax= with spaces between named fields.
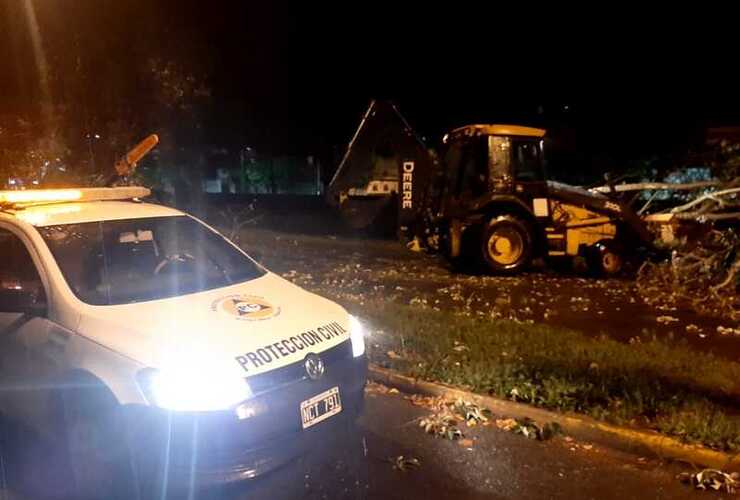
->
xmin=38 ymin=215 xmax=265 ymax=305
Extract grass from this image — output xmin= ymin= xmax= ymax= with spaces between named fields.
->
xmin=339 ymin=298 xmax=740 ymax=452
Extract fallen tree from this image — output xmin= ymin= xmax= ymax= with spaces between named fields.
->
xmin=637 ymin=228 xmax=739 ymax=321
xmin=668 ymin=183 xmax=740 ymax=221
xmin=636 ymin=176 xmax=739 ymax=321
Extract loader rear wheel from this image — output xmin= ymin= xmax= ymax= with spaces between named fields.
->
xmin=481 ymin=216 xmax=533 ymax=274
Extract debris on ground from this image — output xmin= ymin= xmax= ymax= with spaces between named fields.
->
xmin=365 ymin=381 xmax=400 ymax=396
xmin=657 ymin=315 xmax=680 ymax=324
xmin=638 ymin=228 xmax=739 ymax=321
xmin=495 ymin=417 xmax=562 ymax=441
xmin=678 ymin=468 xmax=739 ymax=493
xmin=406 ymin=394 xmax=447 ymax=410
xmin=417 ymin=398 xmax=492 ymax=440
xmin=389 ymin=455 xmax=421 ymax=472
xmin=452 ymin=399 xmax=491 ymax=427
xmin=567 ymin=443 xmax=595 ymax=452
xmin=452 ymin=341 xmax=469 ymax=352
xmin=685 ymin=324 xmax=701 ymax=334
xmin=458 ymin=438 xmax=475 ymax=448
xmin=495 ymin=418 xmax=519 ymax=432
xmin=419 ymin=412 xmax=463 ymax=440
xmin=718 ymin=325 xmax=740 ymax=336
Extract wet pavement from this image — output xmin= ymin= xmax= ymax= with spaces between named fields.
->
xmin=1 ymin=388 xmax=712 ymax=500
xmin=238 ymin=228 xmax=740 ymax=360
xmin=357 ymin=388 xmax=707 ymax=500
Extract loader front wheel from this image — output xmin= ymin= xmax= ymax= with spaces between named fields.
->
xmin=590 ymin=241 xmax=623 ymax=276
xmin=481 ymin=216 xmax=533 ymax=274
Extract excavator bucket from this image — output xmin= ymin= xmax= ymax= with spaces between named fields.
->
xmin=327 ymin=101 xmax=433 ymax=235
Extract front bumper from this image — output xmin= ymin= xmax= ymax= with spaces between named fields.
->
xmin=124 ymin=343 xmax=367 ymax=491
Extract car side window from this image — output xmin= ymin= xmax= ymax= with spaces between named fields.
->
xmin=0 ymin=228 xmax=45 ymax=300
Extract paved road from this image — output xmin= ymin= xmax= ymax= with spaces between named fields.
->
xmin=358 ymin=389 xmax=706 ymax=500
xmin=178 ymin=389 xmax=720 ymax=499
xmin=1 ymin=389 xmax=710 ymax=500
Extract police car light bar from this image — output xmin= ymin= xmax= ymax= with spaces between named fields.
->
xmin=0 ymin=186 xmax=151 ymax=206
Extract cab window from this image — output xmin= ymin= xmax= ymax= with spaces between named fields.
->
xmin=0 ymin=229 xmax=45 ymax=302
xmin=511 ymin=139 xmax=544 ymax=182
xmin=488 ymin=136 xmax=511 ymax=180
xmin=449 ymin=137 xmax=488 ymax=198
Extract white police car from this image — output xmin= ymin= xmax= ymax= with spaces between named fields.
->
xmin=0 ymin=187 xmax=367 ymax=498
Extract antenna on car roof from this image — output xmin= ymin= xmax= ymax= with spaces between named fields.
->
xmin=106 ymin=134 xmax=159 ymax=186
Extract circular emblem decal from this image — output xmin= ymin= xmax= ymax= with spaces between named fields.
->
xmin=211 ymin=295 xmax=280 ymax=321
xmin=304 ymin=353 xmax=325 ymax=380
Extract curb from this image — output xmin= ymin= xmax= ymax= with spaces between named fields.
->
xmin=368 ymin=364 xmax=740 ymax=472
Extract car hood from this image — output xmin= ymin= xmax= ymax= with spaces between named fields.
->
xmin=76 ymin=272 xmax=350 ymax=378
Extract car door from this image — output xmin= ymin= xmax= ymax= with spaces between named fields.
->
xmin=0 ymin=226 xmax=59 ymax=431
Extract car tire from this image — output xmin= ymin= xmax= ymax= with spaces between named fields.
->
xmin=58 ymin=386 xmax=136 ymax=500
xmin=0 ymin=415 xmax=9 ymax=493
xmin=480 ymin=215 xmax=533 ymax=274
xmin=0 ymin=413 xmax=51 ymax=497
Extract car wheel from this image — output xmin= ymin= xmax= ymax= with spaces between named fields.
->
xmin=58 ymin=387 xmax=135 ymax=500
xmin=481 ymin=215 xmax=533 ymax=274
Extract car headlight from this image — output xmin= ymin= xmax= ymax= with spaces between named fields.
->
xmin=349 ymin=315 xmax=366 ymax=358
xmin=138 ymin=365 xmax=252 ymax=412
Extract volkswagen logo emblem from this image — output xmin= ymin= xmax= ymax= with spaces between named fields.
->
xmin=304 ymin=353 xmax=325 ymax=380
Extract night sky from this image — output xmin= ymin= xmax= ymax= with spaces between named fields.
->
xmin=2 ymin=1 xmax=738 ymax=164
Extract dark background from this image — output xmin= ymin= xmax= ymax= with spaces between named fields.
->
xmin=1 ymin=1 xmax=738 ymax=181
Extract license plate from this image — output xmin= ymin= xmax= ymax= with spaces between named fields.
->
xmin=300 ymin=386 xmax=342 ymax=429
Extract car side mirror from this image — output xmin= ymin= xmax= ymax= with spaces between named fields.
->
xmin=0 ymin=289 xmax=46 ymax=316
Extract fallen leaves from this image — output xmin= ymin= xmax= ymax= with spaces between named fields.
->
xmin=365 ymin=381 xmax=400 ymax=396
xmin=495 ymin=417 xmax=562 ymax=441
xmin=656 ymin=315 xmax=680 ymax=324
xmin=452 ymin=341 xmax=469 ymax=353
xmin=417 ymin=399 xmax=492 ymax=440
xmin=453 ymin=399 xmax=491 ymax=427
xmin=458 ymin=438 xmax=475 ymax=448
xmin=685 ymin=324 xmax=701 ymax=334
xmin=415 ymin=398 xmax=562 ymax=445
xmin=718 ymin=325 xmax=740 ymax=336
xmin=390 ymin=455 xmax=421 ymax=472
xmin=563 ymin=437 xmax=594 ymax=452
xmin=495 ymin=418 xmax=518 ymax=432
xmin=419 ymin=413 xmax=463 ymax=440
xmin=678 ymin=468 xmax=739 ymax=493
xmin=406 ymin=393 xmax=446 ymax=409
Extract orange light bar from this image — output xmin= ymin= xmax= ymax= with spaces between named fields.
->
xmin=0 ymin=187 xmax=150 ymax=206
xmin=0 ymin=189 xmax=82 ymax=204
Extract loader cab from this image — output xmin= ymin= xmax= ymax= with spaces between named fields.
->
xmin=433 ymin=125 xmax=549 ymax=274
xmin=441 ymin=124 xmax=547 ymax=205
